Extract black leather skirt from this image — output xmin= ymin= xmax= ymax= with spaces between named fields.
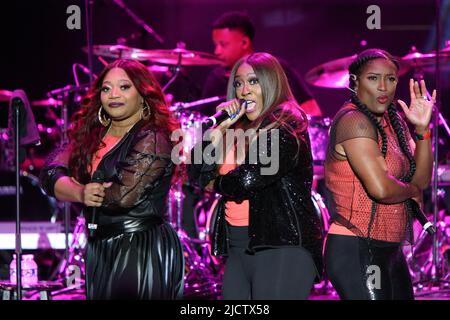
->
xmin=85 ymin=217 xmax=184 ymax=300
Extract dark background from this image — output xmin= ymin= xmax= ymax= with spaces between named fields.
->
xmin=0 ymin=0 xmax=449 ymax=153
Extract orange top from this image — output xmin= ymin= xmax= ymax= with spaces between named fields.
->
xmin=326 ymin=110 xmax=414 ymax=243
xmin=219 ymin=144 xmax=249 ymax=227
xmin=91 ymin=135 xmax=121 ymax=175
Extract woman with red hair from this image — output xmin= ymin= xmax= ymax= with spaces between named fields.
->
xmin=40 ymin=59 xmax=183 ymax=299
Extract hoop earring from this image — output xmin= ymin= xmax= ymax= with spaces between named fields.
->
xmin=141 ymin=100 xmax=151 ymax=120
xmin=98 ymin=105 xmax=111 ymax=127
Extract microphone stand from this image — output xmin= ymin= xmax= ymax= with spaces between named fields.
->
xmin=85 ymin=0 xmax=94 ymax=85
xmin=13 ymin=99 xmax=23 ymax=300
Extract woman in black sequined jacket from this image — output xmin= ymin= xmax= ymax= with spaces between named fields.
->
xmin=39 ymin=59 xmax=183 ymax=300
xmin=189 ymin=52 xmax=323 ymax=299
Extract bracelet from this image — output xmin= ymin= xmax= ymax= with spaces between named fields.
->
xmin=415 ymin=129 xmax=431 ymax=141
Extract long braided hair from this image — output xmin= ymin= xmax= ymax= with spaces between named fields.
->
xmin=348 ymin=48 xmax=415 ymax=243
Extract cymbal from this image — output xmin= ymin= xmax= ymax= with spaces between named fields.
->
xmin=83 ymin=44 xmax=152 ymax=61
xmin=31 ymin=98 xmax=63 ymax=107
xmin=305 ymin=55 xmax=357 ymax=89
xmin=144 ymin=48 xmax=222 ymax=66
xmin=147 ymin=65 xmax=170 ymax=74
xmin=0 ymin=90 xmax=12 ymax=102
xmin=402 ymin=46 xmax=450 ymax=67
xmin=306 ymin=54 xmax=410 ymax=89
xmin=402 ymin=50 xmax=439 ymax=67
xmin=85 ymin=44 xmax=222 ymax=66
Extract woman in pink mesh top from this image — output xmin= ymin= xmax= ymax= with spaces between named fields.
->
xmin=324 ymin=49 xmax=436 ymax=300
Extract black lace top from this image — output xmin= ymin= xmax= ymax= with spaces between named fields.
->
xmin=40 ymin=120 xmax=174 ymax=225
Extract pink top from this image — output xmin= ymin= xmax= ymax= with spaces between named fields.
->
xmin=218 ymin=144 xmax=249 ymax=227
xmin=326 ymin=108 xmax=414 ymax=243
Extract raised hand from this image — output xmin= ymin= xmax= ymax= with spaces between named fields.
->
xmin=397 ymin=79 xmax=436 ymax=130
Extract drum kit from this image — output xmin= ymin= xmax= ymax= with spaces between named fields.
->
xmin=1 ymin=39 xmax=450 ymax=298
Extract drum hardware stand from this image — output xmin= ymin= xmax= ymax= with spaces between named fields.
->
xmin=167 ymin=164 xmax=223 ymax=298
xmin=169 ymin=96 xmax=226 ymax=113
xmin=46 ymin=84 xmax=89 ymax=289
xmin=193 ymin=194 xmax=211 ymax=240
xmin=179 ymin=229 xmax=221 ymax=299
xmin=412 ymin=2 xmax=450 ymax=296
xmin=85 ymin=0 xmax=95 ymax=85
xmin=56 ymin=90 xmax=73 ymax=273
xmin=49 ymin=216 xmax=87 ymax=296
xmin=412 ymin=90 xmax=450 ymax=297
xmin=162 ymin=42 xmax=185 ymax=93
xmin=112 ymin=0 xmax=164 ymax=45
xmin=176 ymin=181 xmax=184 ymax=232
xmin=167 ymin=178 xmax=185 ymax=232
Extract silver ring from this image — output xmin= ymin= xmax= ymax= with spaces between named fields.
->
xmin=422 ymin=96 xmax=428 ymax=100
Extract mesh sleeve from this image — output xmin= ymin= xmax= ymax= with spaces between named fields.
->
xmin=333 ymin=109 xmax=378 ymax=145
xmin=39 ymin=143 xmax=71 ymax=197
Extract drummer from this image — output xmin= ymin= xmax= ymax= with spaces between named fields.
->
xmin=200 ymin=11 xmax=323 ymax=117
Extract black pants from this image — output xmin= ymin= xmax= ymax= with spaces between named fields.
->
xmin=222 ymin=225 xmax=316 ymax=300
xmin=324 ymin=234 xmax=414 ymax=300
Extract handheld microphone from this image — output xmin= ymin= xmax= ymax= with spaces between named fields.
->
xmin=408 ymin=199 xmax=436 ymax=236
xmin=202 ymin=99 xmax=247 ymax=129
xmin=88 ymin=171 xmax=105 ymax=237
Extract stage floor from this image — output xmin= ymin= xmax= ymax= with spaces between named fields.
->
xmin=15 ymin=287 xmax=450 ymax=300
